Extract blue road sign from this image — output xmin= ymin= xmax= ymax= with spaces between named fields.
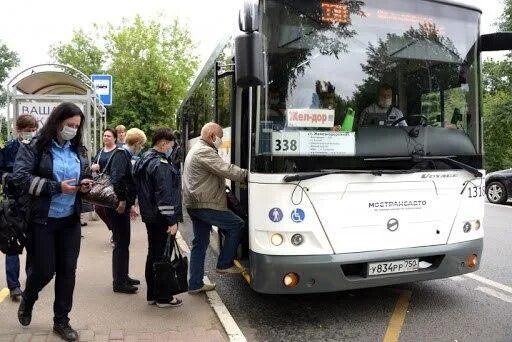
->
xmin=91 ymin=74 xmax=113 ymax=106
xmin=291 ymin=208 xmax=305 ymax=223
xmin=269 ymin=208 xmax=283 ymax=223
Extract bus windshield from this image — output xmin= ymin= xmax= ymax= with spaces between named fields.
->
xmin=253 ymin=0 xmax=481 ymax=173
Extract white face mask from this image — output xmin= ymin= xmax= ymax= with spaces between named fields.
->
xmin=213 ymin=136 xmax=223 ymax=149
xmin=20 ymin=131 xmax=35 ymax=140
xmin=378 ymin=97 xmax=392 ymax=108
xmin=61 ymin=125 xmax=78 ymax=141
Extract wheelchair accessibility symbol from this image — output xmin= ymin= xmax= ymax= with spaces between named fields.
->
xmin=291 ymin=208 xmax=305 ymax=223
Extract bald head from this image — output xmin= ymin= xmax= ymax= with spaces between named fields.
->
xmin=201 ymin=122 xmax=223 ymax=146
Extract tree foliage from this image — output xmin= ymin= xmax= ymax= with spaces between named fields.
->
xmin=481 ymin=0 xmax=512 ymax=171
xmin=0 ymin=41 xmax=20 ymax=107
xmin=50 ymin=16 xmax=198 ymax=137
xmin=50 ymin=29 xmax=104 ymax=77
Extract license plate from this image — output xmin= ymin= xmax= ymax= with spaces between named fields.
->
xmin=367 ymin=259 xmax=419 ymax=276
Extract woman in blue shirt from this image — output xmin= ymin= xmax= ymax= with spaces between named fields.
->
xmin=13 ymin=102 xmax=93 ymax=342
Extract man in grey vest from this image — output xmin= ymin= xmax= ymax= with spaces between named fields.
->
xmin=359 ymin=84 xmax=407 ymax=127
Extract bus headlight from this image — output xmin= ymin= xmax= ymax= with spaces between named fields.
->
xmin=271 ymin=233 xmax=284 ymax=246
xmin=463 ymin=220 xmax=481 ymax=233
xmin=473 ymin=220 xmax=481 ymax=230
xmin=291 ymin=234 xmax=304 ymax=246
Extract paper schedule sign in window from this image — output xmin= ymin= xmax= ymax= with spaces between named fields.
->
xmin=286 ymin=108 xmax=335 ymax=128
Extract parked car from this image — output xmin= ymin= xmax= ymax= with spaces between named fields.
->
xmin=485 ymin=169 xmax=512 ymax=204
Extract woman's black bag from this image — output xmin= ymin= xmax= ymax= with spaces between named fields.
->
xmin=82 ymin=149 xmax=119 ymax=208
xmin=0 ymin=198 xmax=28 ymax=255
xmin=153 ymin=235 xmax=188 ymax=298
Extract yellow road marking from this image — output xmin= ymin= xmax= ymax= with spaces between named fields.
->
xmin=234 ymin=260 xmax=251 ymax=284
xmin=383 ymin=290 xmax=412 ymax=342
xmin=0 ymin=288 xmax=9 ymax=303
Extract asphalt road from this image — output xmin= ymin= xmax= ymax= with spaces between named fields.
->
xmin=181 ymin=203 xmax=512 ymax=342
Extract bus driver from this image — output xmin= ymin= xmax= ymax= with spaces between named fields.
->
xmin=358 ymin=84 xmax=407 ymax=127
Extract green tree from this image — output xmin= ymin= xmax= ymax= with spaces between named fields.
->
xmin=0 ymin=41 xmax=20 ymax=107
xmin=105 ymin=16 xmax=198 ymax=135
xmin=498 ymin=0 xmax=512 ymax=32
xmin=480 ymin=0 xmax=512 ymax=170
xmin=50 ymin=29 xmax=105 ymax=76
xmin=50 ymin=16 xmax=198 ymax=137
xmin=483 ymin=91 xmax=512 ymax=171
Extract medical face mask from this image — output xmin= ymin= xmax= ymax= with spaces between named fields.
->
xmin=378 ymin=97 xmax=392 ymax=108
xmin=165 ymin=146 xmax=173 ymax=158
xmin=61 ymin=126 xmax=78 ymax=141
xmin=213 ymin=136 xmax=223 ymax=149
xmin=20 ymin=131 xmax=36 ymax=140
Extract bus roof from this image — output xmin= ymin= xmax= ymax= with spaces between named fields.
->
xmin=428 ymin=0 xmax=481 ymax=13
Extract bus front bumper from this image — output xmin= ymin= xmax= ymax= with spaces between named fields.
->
xmin=248 ymin=238 xmax=483 ymax=294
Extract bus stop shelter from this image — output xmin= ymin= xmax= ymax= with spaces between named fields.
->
xmin=5 ymin=63 xmax=107 ymax=157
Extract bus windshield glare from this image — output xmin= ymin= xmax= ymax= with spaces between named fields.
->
xmin=254 ymin=0 xmax=481 ymax=173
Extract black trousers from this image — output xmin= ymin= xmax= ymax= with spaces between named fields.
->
xmin=23 ymin=216 xmax=81 ymax=324
xmin=106 ymin=208 xmax=131 ymax=287
xmin=145 ymin=221 xmax=173 ymax=303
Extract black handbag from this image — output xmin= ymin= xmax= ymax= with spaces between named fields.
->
xmin=82 ymin=149 xmax=119 ymax=208
xmin=153 ymin=235 xmax=188 ymax=299
xmin=0 ymin=198 xmax=28 ymax=255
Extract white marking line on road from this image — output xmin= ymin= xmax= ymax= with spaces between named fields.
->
xmin=464 ymin=273 xmax=512 ymax=295
xmin=176 ymin=232 xmax=247 ymax=342
xmin=476 ymin=287 xmax=512 ymax=304
xmin=449 ymin=276 xmax=465 ymax=282
xmin=0 ymin=288 xmax=9 ymax=303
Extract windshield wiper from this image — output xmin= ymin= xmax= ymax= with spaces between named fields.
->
xmin=365 ymin=155 xmax=482 ymax=178
xmin=283 ymin=169 xmax=417 ymax=183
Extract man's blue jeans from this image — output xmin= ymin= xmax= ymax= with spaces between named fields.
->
xmin=5 ymin=255 xmax=20 ymax=290
xmin=187 ymin=208 xmax=245 ymax=291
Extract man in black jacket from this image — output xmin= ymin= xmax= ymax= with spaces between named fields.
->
xmin=133 ymin=128 xmax=182 ymax=308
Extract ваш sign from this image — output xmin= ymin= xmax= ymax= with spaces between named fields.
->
xmin=17 ymin=102 xmax=85 ymax=127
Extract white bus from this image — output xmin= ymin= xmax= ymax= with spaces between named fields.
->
xmin=179 ymin=0 xmax=512 ymax=294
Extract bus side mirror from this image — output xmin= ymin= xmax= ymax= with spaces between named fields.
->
xmin=235 ymin=32 xmax=265 ymax=88
xmin=239 ymin=0 xmax=259 ymax=33
xmin=480 ymin=32 xmax=512 ymax=52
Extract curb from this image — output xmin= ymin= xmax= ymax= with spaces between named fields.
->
xmin=176 ymin=232 xmax=247 ymax=342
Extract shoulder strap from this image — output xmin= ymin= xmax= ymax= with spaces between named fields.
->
xmin=102 ymin=148 xmax=118 ymax=175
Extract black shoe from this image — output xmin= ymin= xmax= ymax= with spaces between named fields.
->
xmin=127 ymin=276 xmax=140 ymax=285
xmin=10 ymin=287 xmax=22 ymax=302
xmin=113 ymin=283 xmax=138 ymax=294
xmin=80 ymin=222 xmax=88 ymax=227
xmin=18 ymin=297 xmax=34 ymax=326
xmin=53 ymin=322 xmax=78 ymax=342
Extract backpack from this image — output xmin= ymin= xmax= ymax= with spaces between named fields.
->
xmin=0 ymin=198 xmax=28 ymax=255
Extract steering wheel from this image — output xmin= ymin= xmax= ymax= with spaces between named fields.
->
xmin=391 ymin=115 xmax=428 ymax=127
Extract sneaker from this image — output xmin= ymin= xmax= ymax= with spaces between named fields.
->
xmin=53 ymin=322 xmax=78 ymax=342
xmin=10 ymin=287 xmax=22 ymax=302
xmin=147 ymin=300 xmax=156 ymax=305
xmin=216 ymin=265 xmax=243 ymax=274
xmin=156 ymin=298 xmax=183 ymax=308
xmin=188 ymin=283 xmax=216 ymax=294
